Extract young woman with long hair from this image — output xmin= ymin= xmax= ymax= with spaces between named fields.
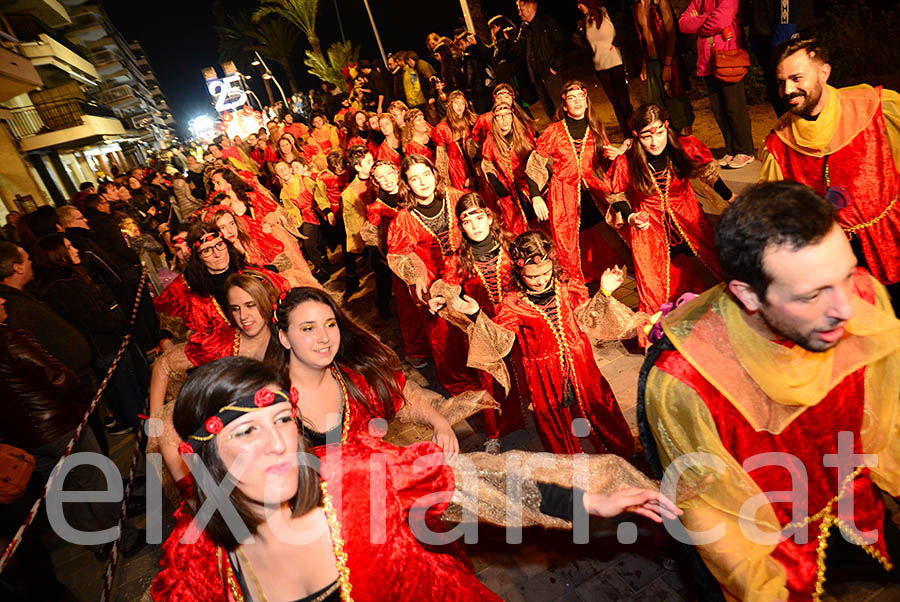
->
xmin=276 ymin=131 xmax=303 ymax=166
xmin=32 ymin=234 xmax=149 ymax=432
xmin=274 ymin=286 xmax=458 ymax=451
xmin=525 ymin=80 xmax=625 ymax=284
xmin=151 ymin=356 xmax=678 ymax=601
xmin=454 ymin=230 xmax=637 ymax=457
xmin=386 ymin=154 xmax=481 ymax=395
xmin=482 ymin=101 xmax=538 ymax=235
xmin=211 ymin=204 xmax=318 ymax=288
xmin=608 ymin=103 xmax=728 ymax=313
xmin=470 ymin=83 xmax=535 ymax=147
xmin=366 ymin=159 xmax=429 ymax=358
xmin=343 ymin=108 xmax=378 ymax=156
xmin=432 ymin=90 xmax=479 ymax=191
xmin=148 ymin=270 xmax=285 ymax=491
xmin=427 ymin=193 xmax=528 ymax=452
xmin=375 ymin=112 xmax=403 ymax=167
xmin=387 ymin=99 xmax=408 ymax=128
xmin=400 ymin=108 xmax=435 ymax=162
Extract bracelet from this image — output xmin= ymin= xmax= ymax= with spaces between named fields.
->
xmin=601 ymin=288 xmax=613 ymax=297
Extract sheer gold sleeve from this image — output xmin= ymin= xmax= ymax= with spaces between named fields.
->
xmin=466 ymin=311 xmax=515 ymax=393
xmin=155 ymin=343 xmax=194 ymax=406
xmin=574 ymin=290 xmax=649 ymax=342
xmin=525 ymin=151 xmax=550 ymax=194
xmin=435 ymin=146 xmax=451 ymax=183
xmin=605 ymin=191 xmax=629 ymax=228
xmin=444 ymin=451 xmax=657 ymax=529
xmin=386 ymin=252 xmax=429 ymax=287
xmin=387 ymin=379 xmax=499 ymax=446
xmin=360 ymin=222 xmax=382 ymax=250
xmin=644 ymin=368 xmax=789 ymax=602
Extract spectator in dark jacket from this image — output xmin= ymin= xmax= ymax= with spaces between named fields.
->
xmin=84 ymin=190 xmax=139 ymax=273
xmin=457 ymin=31 xmax=496 ymax=113
xmin=32 ymin=234 xmax=149 ymax=432
xmin=359 ymin=59 xmax=391 ymax=113
xmin=514 ymin=0 xmax=566 ymax=119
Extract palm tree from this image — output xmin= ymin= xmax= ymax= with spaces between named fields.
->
xmin=248 ymin=18 xmax=301 ymax=94
xmin=254 ymin=0 xmax=322 ymax=58
xmin=304 ymin=41 xmax=359 ymax=92
xmin=214 ymin=10 xmax=276 ymax=104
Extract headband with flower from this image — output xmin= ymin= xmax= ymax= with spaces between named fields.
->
xmin=193 ymin=232 xmax=222 ymax=250
xmin=514 ymin=250 xmax=556 ymax=268
xmin=201 ymin=203 xmax=234 ymax=223
xmin=177 ymin=386 xmax=301 ymax=455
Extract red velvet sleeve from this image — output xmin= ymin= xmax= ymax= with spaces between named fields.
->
xmin=386 ymin=210 xmax=417 ymax=256
xmin=679 ymin=135 xmax=715 ymax=166
xmin=151 ymin=506 xmax=229 ymax=602
xmin=154 ymin=276 xmax=190 ymax=319
xmin=432 ymin=122 xmax=449 ymax=148
xmin=494 ymin=293 xmax=525 ymax=333
xmin=184 ymin=327 xmax=238 ymax=367
xmin=564 ymin=279 xmax=590 ymax=308
xmin=609 ymin=153 xmax=633 ymax=194
xmin=441 ymin=253 xmax=464 ymax=286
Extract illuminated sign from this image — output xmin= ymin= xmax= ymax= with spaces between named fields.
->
xmin=207 ymin=74 xmax=247 ymax=113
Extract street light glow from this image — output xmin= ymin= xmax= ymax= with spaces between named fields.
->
xmin=251 ymin=59 xmax=261 ymax=66
xmin=262 ymin=73 xmax=272 ymax=80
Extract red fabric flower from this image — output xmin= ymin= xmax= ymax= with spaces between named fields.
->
xmin=292 ymin=405 xmax=299 ymax=418
xmin=254 ymin=388 xmax=276 ymax=407
xmin=178 ymin=442 xmax=194 ymax=455
xmin=516 ymin=258 xmax=525 ymax=267
xmin=205 ymin=416 xmax=224 ymax=434
xmin=290 ymin=387 xmax=300 ymax=404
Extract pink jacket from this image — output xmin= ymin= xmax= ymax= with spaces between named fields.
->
xmin=678 ymin=0 xmax=745 ymax=77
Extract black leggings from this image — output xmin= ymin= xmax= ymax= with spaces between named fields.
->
xmin=595 ymin=64 xmax=633 ymax=135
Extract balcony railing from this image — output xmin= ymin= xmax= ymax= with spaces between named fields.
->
xmin=7 ymin=97 xmax=119 ymax=140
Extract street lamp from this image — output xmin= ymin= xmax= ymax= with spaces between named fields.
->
xmin=252 ymin=51 xmax=288 ymax=106
xmin=251 ymin=59 xmax=261 ymax=66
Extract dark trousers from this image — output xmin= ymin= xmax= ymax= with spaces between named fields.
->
xmin=369 ymin=247 xmax=393 ymax=312
xmin=703 ymin=75 xmax=755 ymax=157
xmin=92 ymin=343 xmax=149 ymax=432
xmin=595 ymin=64 xmax=634 ymax=135
xmin=300 ymin=223 xmax=332 ymax=277
xmin=749 ymin=38 xmax=785 ymax=117
xmin=531 ymin=68 xmax=563 ymax=120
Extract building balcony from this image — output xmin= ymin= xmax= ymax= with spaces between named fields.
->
xmin=20 ymin=32 xmax=98 ymax=85
xmin=0 ymin=43 xmax=43 ymax=102
xmin=98 ymin=83 xmax=139 ymax=108
xmin=65 ymin=10 xmax=105 ymax=44
xmin=7 ymin=97 xmax=125 ymax=151
xmin=0 ymin=0 xmax=70 ymax=27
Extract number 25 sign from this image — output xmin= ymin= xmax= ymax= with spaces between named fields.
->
xmin=208 ymin=74 xmax=247 ymax=113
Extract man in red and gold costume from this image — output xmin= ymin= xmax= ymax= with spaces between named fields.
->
xmin=760 ymin=37 xmax=900 ymax=314
xmin=640 ymin=182 xmax=900 ymax=601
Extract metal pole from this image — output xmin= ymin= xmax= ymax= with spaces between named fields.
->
xmin=362 ymin=0 xmax=388 ymax=67
xmin=458 ymin=0 xmax=475 ymax=34
xmin=254 ymin=51 xmax=288 ymax=106
xmin=333 ymin=0 xmax=346 ymax=43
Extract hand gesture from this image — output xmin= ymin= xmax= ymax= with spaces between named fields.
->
xmin=431 ymin=419 xmax=459 ymax=458
xmin=628 ymin=211 xmax=650 ymax=231
xmin=427 ymin=295 xmax=447 ymax=314
xmin=583 ymin=487 xmax=682 ymax=523
xmin=640 ymin=63 xmax=648 ymax=82
xmin=414 ymin=278 xmax=429 ymax=304
xmin=327 ymin=213 xmax=336 ymax=226
xmin=451 ymin=294 xmax=480 ymax=316
xmin=603 ymin=139 xmax=632 ymax=160
xmin=532 ymin=196 xmax=550 ymax=221
xmin=600 ymin=265 xmax=626 ymax=294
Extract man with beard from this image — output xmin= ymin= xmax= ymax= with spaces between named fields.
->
xmin=760 ymin=37 xmax=900 ymax=314
xmin=639 ymin=181 xmax=900 ymax=601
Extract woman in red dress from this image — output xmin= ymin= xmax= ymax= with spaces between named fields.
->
xmin=386 ymin=154 xmax=481 ymax=395
xmin=526 ymin=80 xmax=623 ymax=284
xmin=210 ymin=168 xmax=280 ymax=233
xmin=151 ymin=357 xmax=679 ymax=601
xmin=149 ymin=271 xmax=284 ymax=489
xmin=481 ymin=101 xmax=538 ymax=235
xmin=401 ymin=108 xmax=435 ymax=162
xmin=367 ymin=159 xmax=430 ymax=365
xmin=274 ymin=286 xmax=458 ymax=451
xmin=427 ymin=193 xmax=528 ymax=452
xmin=375 ymin=112 xmax=403 ymax=167
xmin=607 ymin=104 xmax=727 ymax=313
xmin=432 ymin=90 xmax=478 ymax=191
xmin=458 ymin=230 xmax=635 ymax=457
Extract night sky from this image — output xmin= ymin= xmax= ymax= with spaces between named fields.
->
xmin=104 ymin=0 xmax=584 ymax=140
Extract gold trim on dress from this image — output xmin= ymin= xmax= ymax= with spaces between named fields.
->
xmin=320 ymin=481 xmax=354 ymax=602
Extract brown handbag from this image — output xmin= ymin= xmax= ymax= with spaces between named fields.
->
xmin=0 ymin=443 xmax=36 ymax=504
xmin=709 ymin=30 xmax=750 ymax=83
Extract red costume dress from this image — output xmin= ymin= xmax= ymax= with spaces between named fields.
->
xmin=316 ymin=170 xmax=345 ymax=218
xmin=432 ymin=120 xmax=475 ymax=190
xmin=608 ymin=136 xmax=721 ymax=313
xmin=404 ymin=140 xmax=435 ymax=163
xmin=439 ymin=246 xmax=528 ymax=439
xmin=529 ymin=119 xmax=612 ymax=284
xmin=471 ymin=111 xmax=493 ymax=147
xmin=482 ymin=134 xmax=534 ymax=235
xmin=375 ymin=139 xmax=402 ymax=167
xmin=367 ymin=195 xmax=430 ymax=362
xmin=761 ymin=85 xmax=900 ymax=286
xmin=386 ymin=191 xmax=482 ymax=395
xmin=478 ymin=280 xmax=634 ymax=457
xmin=644 ymin=271 xmax=900 ymax=601
xmin=151 ymin=438 xmax=503 ymax=602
